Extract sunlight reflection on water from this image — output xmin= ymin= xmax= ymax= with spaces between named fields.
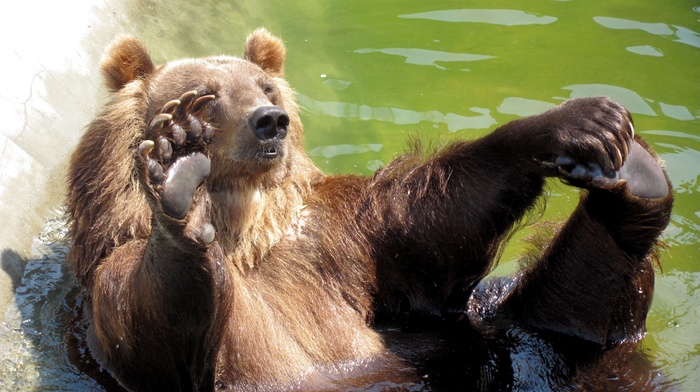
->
xmin=298 ymin=94 xmax=497 ymax=132
xmin=399 ymin=9 xmax=557 ymax=26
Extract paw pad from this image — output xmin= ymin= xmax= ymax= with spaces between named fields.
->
xmin=139 ymin=91 xmax=216 ymax=218
xmin=547 ymin=155 xmax=620 ymax=190
xmin=546 ymin=140 xmax=668 ymax=199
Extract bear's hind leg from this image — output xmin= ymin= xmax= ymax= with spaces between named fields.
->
xmin=493 ymin=137 xmax=673 ymax=346
xmin=617 ymin=139 xmax=669 ymax=199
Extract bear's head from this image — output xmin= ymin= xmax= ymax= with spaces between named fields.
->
xmin=100 ymin=29 xmax=313 ymax=190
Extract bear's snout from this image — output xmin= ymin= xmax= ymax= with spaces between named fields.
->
xmin=250 ymin=106 xmax=289 ymax=141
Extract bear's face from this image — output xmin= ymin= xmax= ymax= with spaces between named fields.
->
xmin=101 ymin=29 xmax=303 ymax=189
xmin=146 ymin=57 xmax=299 ymax=186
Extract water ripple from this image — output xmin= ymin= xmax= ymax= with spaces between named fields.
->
xmin=355 ymin=48 xmax=495 ymax=70
xmin=594 ymin=16 xmax=674 ymax=36
xmin=626 ymin=45 xmax=664 ymax=57
xmin=0 ymin=212 xmax=100 ymax=390
xmin=399 ymin=9 xmax=557 ymax=26
xmin=497 ymin=97 xmax=555 ymax=117
xmin=309 ymin=143 xmax=383 ymax=159
xmin=297 ymin=93 xmax=496 ymax=132
xmin=594 ymin=16 xmax=700 ymax=49
xmin=562 ymin=84 xmax=657 ymax=116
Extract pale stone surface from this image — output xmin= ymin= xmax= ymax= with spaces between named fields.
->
xmin=0 ymin=0 xmax=133 ymax=317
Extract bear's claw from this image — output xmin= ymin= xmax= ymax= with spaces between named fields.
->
xmin=140 ymin=91 xmax=216 ymax=218
xmin=147 ymin=91 xmax=214 ymax=150
xmin=138 ymin=140 xmax=165 ymax=184
xmin=545 ymin=139 xmax=669 ymax=199
xmin=149 ymin=113 xmax=172 ymax=129
xmin=160 ymin=99 xmax=180 ymax=115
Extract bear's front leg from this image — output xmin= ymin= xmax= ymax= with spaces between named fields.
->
xmin=490 ymin=97 xmax=637 ymax=181
xmin=366 ymin=97 xmax=651 ymax=323
xmin=89 ymin=91 xmax=226 ymax=391
xmin=471 ymin=99 xmax=674 ymax=348
xmin=138 ymin=90 xmax=217 ymax=247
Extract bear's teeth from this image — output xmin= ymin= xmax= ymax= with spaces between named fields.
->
xmin=263 ymin=146 xmax=277 ymax=157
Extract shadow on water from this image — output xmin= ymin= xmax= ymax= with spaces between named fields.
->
xmin=0 ymin=214 xmax=103 ymax=390
xmin=0 ymin=214 xmax=131 ymax=392
xmin=1 ymin=250 xmax=25 ymax=294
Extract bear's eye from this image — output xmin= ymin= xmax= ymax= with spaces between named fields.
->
xmin=262 ymin=83 xmax=276 ymax=96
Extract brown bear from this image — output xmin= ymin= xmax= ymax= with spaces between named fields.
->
xmin=66 ymin=29 xmax=673 ymax=391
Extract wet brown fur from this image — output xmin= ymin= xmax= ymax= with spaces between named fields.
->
xmin=67 ymin=30 xmax=673 ymax=391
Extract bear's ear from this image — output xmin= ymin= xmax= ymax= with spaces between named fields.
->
xmin=100 ymin=36 xmax=155 ymax=91
xmin=244 ymin=28 xmax=286 ymax=77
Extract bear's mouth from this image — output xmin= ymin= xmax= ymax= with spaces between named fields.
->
xmin=260 ymin=140 xmax=283 ymax=160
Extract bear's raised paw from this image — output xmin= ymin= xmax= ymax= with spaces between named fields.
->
xmin=546 ymin=139 xmax=669 ymax=200
xmin=138 ymin=91 xmax=215 ymax=219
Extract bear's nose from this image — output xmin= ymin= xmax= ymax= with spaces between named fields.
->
xmin=250 ymin=106 xmax=289 ymax=140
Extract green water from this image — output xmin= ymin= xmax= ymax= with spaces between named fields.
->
xmin=1 ymin=0 xmax=698 ymax=390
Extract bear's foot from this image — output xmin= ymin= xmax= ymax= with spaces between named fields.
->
xmin=139 ymin=91 xmax=216 ymax=220
xmin=548 ymin=139 xmax=669 ymax=200
xmin=617 ymin=140 xmax=669 ymax=199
